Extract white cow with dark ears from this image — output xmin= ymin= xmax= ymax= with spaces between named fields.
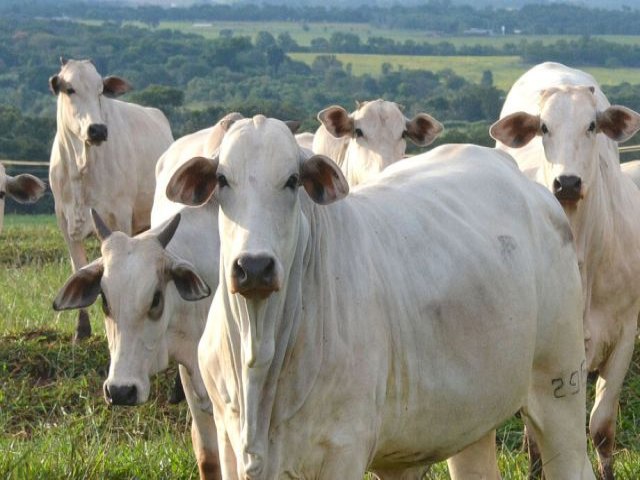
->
xmin=49 ymin=57 xmax=173 ymax=341
xmin=166 ymin=115 xmax=594 ymax=480
xmin=312 ymin=99 xmax=443 ymax=185
xmin=491 ymin=62 xmax=640 ymax=480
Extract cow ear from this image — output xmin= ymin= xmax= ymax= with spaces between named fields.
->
xmin=597 ymin=105 xmax=640 ymax=143
xmin=53 ymin=258 xmax=104 ymax=311
xmin=285 ymin=120 xmax=302 ymax=134
xmin=166 ymin=156 xmax=219 ymax=206
xmin=103 ymin=76 xmax=132 ymax=98
xmin=167 ymin=256 xmax=211 ymax=301
xmin=490 ymin=112 xmax=541 ymax=148
xmin=404 ymin=113 xmax=444 ymax=147
xmin=6 ymin=174 xmax=46 ymax=203
xmin=300 ymin=154 xmax=349 ymax=205
xmin=318 ymin=106 xmax=354 ymax=138
xmin=49 ymin=75 xmax=61 ymax=95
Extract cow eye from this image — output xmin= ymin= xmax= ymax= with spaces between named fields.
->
xmin=217 ymin=174 xmax=228 ymax=188
xmin=149 ymin=290 xmax=163 ymax=320
xmin=0 ymin=191 xmax=5 ymax=199
xmin=354 ymin=128 xmax=364 ymax=138
xmin=541 ymin=124 xmax=549 ymax=135
xmin=284 ymin=174 xmax=299 ymax=190
xmin=66 ymin=88 xmax=75 ymax=95
xmin=100 ymin=292 xmax=110 ymax=316
xmin=588 ymin=121 xmax=596 ymax=132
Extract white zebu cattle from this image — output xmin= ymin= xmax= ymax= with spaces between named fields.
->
xmin=491 ymin=62 xmax=640 ymax=480
xmin=49 ymin=58 xmax=173 ymax=340
xmin=166 ymin=116 xmax=595 ymax=480
xmin=312 ymin=99 xmax=443 ymax=185
xmin=51 ymin=113 xmax=244 ymax=480
xmin=0 ymin=163 xmax=45 ymax=234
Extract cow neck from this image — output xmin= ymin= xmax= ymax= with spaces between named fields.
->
xmin=219 ymin=208 xmax=321 ymax=478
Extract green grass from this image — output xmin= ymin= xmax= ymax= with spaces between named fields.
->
xmin=289 ymin=52 xmax=640 ymax=91
xmin=1 ymin=214 xmax=639 ymax=478
xmin=98 ymin=19 xmax=640 ymax=49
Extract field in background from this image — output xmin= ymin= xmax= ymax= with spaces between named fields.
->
xmin=289 ymin=52 xmax=640 ymax=90
xmin=1 ymin=214 xmax=639 ymax=478
xmin=108 ymin=20 xmax=640 ymax=48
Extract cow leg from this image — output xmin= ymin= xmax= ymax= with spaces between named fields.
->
xmin=521 ymin=366 xmax=595 ymax=480
xmin=524 ymin=425 xmax=544 ymax=480
xmin=168 ymin=370 xmax=186 ymax=404
xmin=589 ymin=320 xmax=637 ymax=480
xmin=447 ymin=429 xmax=501 ymax=480
xmin=57 ymin=212 xmax=91 ymax=341
xmin=179 ymin=365 xmax=221 ymax=480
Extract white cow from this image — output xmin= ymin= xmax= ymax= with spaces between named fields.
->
xmin=312 ymin=99 xmax=443 ymax=185
xmin=490 ymin=62 xmax=640 ymax=480
xmin=0 ymin=163 xmax=45 ymax=233
xmin=49 ymin=57 xmax=173 ymax=340
xmin=51 ymin=113 xmax=245 ymax=480
xmin=166 ymin=116 xmax=594 ymax=480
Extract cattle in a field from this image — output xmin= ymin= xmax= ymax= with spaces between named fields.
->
xmin=490 ymin=61 xmax=640 ymax=480
xmin=51 ymin=113 xmax=245 ymax=480
xmin=49 ymin=57 xmax=173 ymax=341
xmin=0 ymin=163 xmax=45 ymax=234
xmin=166 ymin=115 xmax=594 ymax=480
xmin=312 ymin=99 xmax=443 ymax=185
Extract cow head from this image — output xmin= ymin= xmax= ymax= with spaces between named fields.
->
xmin=167 ymin=116 xmax=348 ymax=302
xmin=316 ymin=99 xmax=443 ymax=184
xmin=52 ymin=210 xmax=210 ymax=406
xmin=49 ymin=58 xmax=132 ymax=147
xmin=490 ymin=85 xmax=640 ymax=208
xmin=0 ymin=163 xmax=46 ymax=234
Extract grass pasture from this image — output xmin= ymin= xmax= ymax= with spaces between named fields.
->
xmin=1 ymin=214 xmax=639 ymax=478
xmin=289 ymin=52 xmax=640 ymax=91
xmin=112 ymin=19 xmax=640 ymax=50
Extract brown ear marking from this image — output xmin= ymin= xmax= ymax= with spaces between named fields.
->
xmin=490 ymin=112 xmax=540 ymax=149
xmin=166 ymin=156 xmax=218 ymax=206
xmin=52 ymin=258 xmax=104 ymax=311
xmin=49 ymin=75 xmax=61 ymax=95
xmin=597 ymin=106 xmax=640 ymax=142
xmin=103 ymin=76 xmax=132 ymax=98
xmin=405 ymin=114 xmax=443 ymax=147
xmin=6 ymin=174 xmax=46 ymax=203
xmin=318 ymin=106 xmax=353 ymax=138
xmin=300 ymin=155 xmax=349 ymax=205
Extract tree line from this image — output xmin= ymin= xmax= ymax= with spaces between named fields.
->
xmin=3 ymin=0 xmax=640 ymax=36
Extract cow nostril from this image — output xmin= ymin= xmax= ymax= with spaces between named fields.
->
xmin=233 ymin=259 xmax=247 ymax=283
xmin=104 ymin=383 xmax=112 ymax=404
xmin=552 ymin=178 xmax=562 ymax=194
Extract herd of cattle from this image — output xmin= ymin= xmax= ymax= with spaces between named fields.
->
xmin=1 ymin=57 xmax=640 ymax=479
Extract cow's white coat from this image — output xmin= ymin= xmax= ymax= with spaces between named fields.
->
xmin=167 ymin=116 xmax=594 ymax=480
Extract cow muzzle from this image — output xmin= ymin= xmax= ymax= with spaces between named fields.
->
xmin=552 ymin=175 xmax=583 ymax=205
xmin=104 ymin=382 xmax=138 ymax=406
xmin=87 ymin=123 xmax=108 ymax=145
xmin=231 ymin=254 xmax=279 ymax=299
